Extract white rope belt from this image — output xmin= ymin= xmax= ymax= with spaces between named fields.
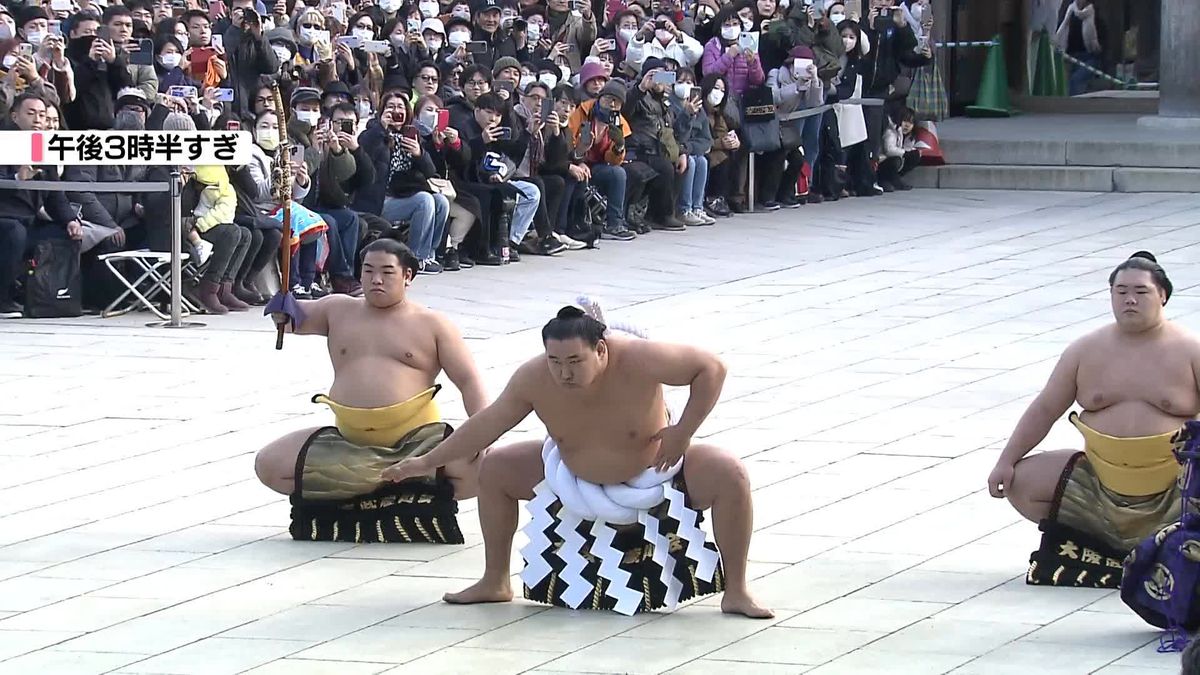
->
xmin=541 ymin=439 xmax=680 ymax=525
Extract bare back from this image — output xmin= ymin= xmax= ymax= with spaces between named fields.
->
xmin=518 ymin=337 xmax=669 ymax=485
xmin=321 ymin=297 xmax=443 ymax=408
xmin=1074 ymin=322 xmax=1200 ymax=436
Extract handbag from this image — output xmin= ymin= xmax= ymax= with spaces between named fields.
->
xmin=739 ymin=85 xmax=781 ymax=154
xmin=24 ymin=238 xmax=82 ymax=318
xmin=427 ymin=177 xmax=457 ymax=200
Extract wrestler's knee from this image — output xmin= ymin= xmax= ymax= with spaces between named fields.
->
xmin=479 ymin=441 xmax=543 ymax=500
xmin=685 ymin=444 xmax=750 ymax=509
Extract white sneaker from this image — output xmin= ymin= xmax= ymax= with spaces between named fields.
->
xmin=681 ymin=210 xmax=707 ymax=226
xmin=194 ymin=239 xmax=214 ymax=266
xmin=554 ymin=232 xmax=587 ymax=250
xmin=692 ymin=209 xmax=717 ymax=225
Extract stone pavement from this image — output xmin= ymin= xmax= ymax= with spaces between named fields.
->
xmin=2 ymin=189 xmax=1199 ymax=675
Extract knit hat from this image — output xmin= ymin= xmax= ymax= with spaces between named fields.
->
xmin=492 ymin=56 xmax=521 ymax=77
xmin=578 ymin=61 xmax=607 ymax=86
xmin=598 ymin=80 xmax=626 ymax=105
xmin=162 ymin=112 xmax=196 ymax=132
xmin=789 ymin=45 xmax=815 ymax=60
xmin=266 ymin=27 xmax=297 ymax=51
xmin=290 ymin=86 xmax=322 ymax=107
xmin=16 ymin=6 xmax=49 ymax=28
xmin=639 ymin=57 xmax=666 ymax=78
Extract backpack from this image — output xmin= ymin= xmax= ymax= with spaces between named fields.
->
xmin=1120 ymin=420 xmax=1200 ymax=651
xmin=24 ymin=238 xmax=82 ymax=318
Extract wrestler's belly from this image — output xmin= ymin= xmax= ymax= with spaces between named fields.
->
xmin=329 ymin=358 xmax=436 ymax=408
xmin=557 ymin=442 xmax=659 ymax=485
xmin=1079 ymin=400 xmax=1192 ymax=438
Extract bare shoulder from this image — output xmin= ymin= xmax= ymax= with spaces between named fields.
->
xmin=505 ymin=356 xmax=549 ymax=400
xmin=1067 ymin=324 xmax=1115 ymax=356
xmin=1166 ymin=321 xmax=1200 ymax=356
xmin=423 ymin=304 xmax=463 ymax=334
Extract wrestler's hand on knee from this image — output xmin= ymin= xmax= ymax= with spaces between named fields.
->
xmin=987 ymin=462 xmax=1014 ymax=498
xmin=382 ymin=456 xmax=432 ymax=483
xmin=651 ymin=425 xmax=690 ymax=472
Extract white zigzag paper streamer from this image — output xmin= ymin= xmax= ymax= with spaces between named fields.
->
xmin=665 ymin=484 xmax=719 ymax=581
xmin=590 ymin=520 xmax=642 ymax=615
xmin=640 ymin=511 xmax=684 ymax=610
xmin=518 ymin=479 xmax=557 ymax=589
xmin=554 ymin=509 xmax=592 ymax=608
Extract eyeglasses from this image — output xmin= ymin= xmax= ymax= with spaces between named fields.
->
xmin=418 ymin=74 xmax=438 ymax=82
xmin=465 ymin=79 xmax=488 ymax=87
xmin=255 ymin=96 xmax=273 ymax=103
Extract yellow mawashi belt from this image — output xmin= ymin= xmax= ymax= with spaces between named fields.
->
xmin=313 ymin=385 xmax=442 ymax=447
xmin=1069 ymin=411 xmax=1179 ymax=497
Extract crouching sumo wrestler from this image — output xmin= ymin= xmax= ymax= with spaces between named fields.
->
xmin=988 ymin=252 xmax=1199 ymax=587
xmin=382 ymin=302 xmax=773 ymax=617
xmin=256 ymin=236 xmax=489 ymax=544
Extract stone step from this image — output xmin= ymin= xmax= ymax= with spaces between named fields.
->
xmin=908 ymin=165 xmax=1200 ymax=193
xmin=941 ymin=138 xmax=1200 ymax=169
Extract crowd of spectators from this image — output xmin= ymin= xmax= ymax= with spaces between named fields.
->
xmin=0 ymin=0 xmax=934 ymax=318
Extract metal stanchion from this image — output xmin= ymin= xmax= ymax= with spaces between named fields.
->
xmin=747 ymin=153 xmax=756 ymax=213
xmin=147 ymin=170 xmax=203 ymax=329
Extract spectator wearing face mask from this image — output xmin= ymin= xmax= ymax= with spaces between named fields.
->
xmin=667 ymin=68 xmax=715 ymax=227
xmin=1 ymin=9 xmax=68 ymax=116
xmin=702 ymin=6 xmax=765 ymax=98
xmin=606 ymin=9 xmax=640 ymax=72
xmin=411 ymin=93 xmax=481 ymax=271
xmin=763 ymin=45 xmax=823 ymax=209
xmin=380 ymin=13 xmax=429 ymax=87
xmin=566 ymin=79 xmax=635 ymax=241
xmin=442 ymin=17 xmax=475 ymax=68
xmin=576 ymin=60 xmax=608 ymax=99
xmin=511 ymin=81 xmax=568 ymax=256
xmin=310 ymin=101 xmax=376 ymax=294
xmin=153 ymin=36 xmax=200 ymax=93
xmin=878 ymin=106 xmax=918 ymax=192
xmin=289 ymin=8 xmax=335 ymax=89
xmin=624 ymin=12 xmax=702 ymax=70
xmin=764 ymin=0 xmax=844 ymax=82
xmin=833 ymin=18 xmax=876 ymax=199
xmin=700 ymin=73 xmax=745 ymax=217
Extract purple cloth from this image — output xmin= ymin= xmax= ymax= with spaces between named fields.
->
xmin=264 ymin=291 xmax=306 ymax=331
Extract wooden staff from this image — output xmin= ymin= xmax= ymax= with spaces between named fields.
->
xmin=272 ymin=82 xmax=293 ymax=350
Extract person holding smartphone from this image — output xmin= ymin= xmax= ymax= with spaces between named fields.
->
xmin=542 ymin=0 xmax=596 ymax=72
xmin=622 ymin=58 xmax=687 ymax=233
xmin=64 ymin=10 xmax=135 ymax=130
xmin=624 ymin=11 xmax=702 ymax=70
xmin=701 ymin=6 xmax=765 ymax=98
xmin=214 ymin=1 xmax=280 ymax=118
xmin=667 ymin=68 xmax=716 ymax=226
xmin=564 ymin=79 xmax=636 ymax=242
xmin=103 ymin=5 xmax=158 ymax=100
xmin=309 ymin=100 xmax=376 ymax=296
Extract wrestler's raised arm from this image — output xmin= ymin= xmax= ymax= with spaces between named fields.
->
xmin=988 ymin=340 xmax=1082 ymax=497
xmin=434 ymin=314 xmax=490 ymax=416
xmin=270 ymin=295 xmax=351 ymax=337
xmin=625 ymin=339 xmax=728 ymax=471
xmin=381 ymin=362 xmax=537 ymax=482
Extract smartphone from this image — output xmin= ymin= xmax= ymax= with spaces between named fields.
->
xmin=467 ymin=40 xmax=487 ymax=54
xmin=435 ymin=108 xmax=449 ymax=132
xmin=406 ymin=18 xmax=421 ymax=32
xmin=568 ymin=0 xmax=580 ymax=9
xmin=336 ymin=34 xmax=362 ymax=49
xmin=211 ymin=34 xmax=223 ymax=51
xmin=240 ymin=8 xmax=259 ymax=26
xmin=737 ymin=32 xmax=756 ymax=52
xmin=363 ymin=39 xmax=390 ymax=54
xmin=189 ymin=47 xmax=215 ymax=74
xmin=330 ymin=2 xmax=346 ymax=23
xmin=494 ymin=126 xmax=512 ymax=140
xmin=17 ymin=43 xmax=32 ymax=58
xmin=207 ymin=0 xmax=222 ymax=19
xmin=539 ymin=96 xmax=553 ymax=121
xmin=226 ymin=120 xmax=241 ymax=131
xmin=214 ymin=88 xmax=235 ymax=102
xmin=167 ymin=84 xmax=199 ymax=99
xmin=312 ymin=29 xmax=330 ymax=44
xmin=401 ymin=126 xmax=419 ymax=141
xmin=497 ymin=79 xmax=515 ymax=94
xmin=652 ymin=70 xmax=676 ymax=85
xmin=96 ymin=25 xmax=112 ymax=42
xmin=48 ymin=20 xmax=61 ymax=36
xmin=50 ymin=0 xmax=71 ymax=11
xmin=338 ymin=119 xmax=354 ymax=134
xmin=290 ymin=144 xmax=305 ymax=164
xmin=128 ymin=38 xmax=154 ymax=65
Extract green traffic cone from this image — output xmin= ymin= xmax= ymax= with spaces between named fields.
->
xmin=967 ymin=35 xmax=1012 ymax=117
xmin=1031 ymin=31 xmax=1055 ymax=96
xmin=1052 ymin=48 xmax=1068 ymax=96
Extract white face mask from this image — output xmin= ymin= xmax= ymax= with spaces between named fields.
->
xmin=0 ymin=23 xmax=11 ymax=41
xmin=356 ymin=101 xmax=372 ymax=118
xmin=707 ymin=89 xmax=724 ymax=106
xmin=353 ymin=28 xmax=373 ymax=42
xmin=26 ymin=30 xmax=45 ymax=46
xmin=518 ymin=74 xmax=534 ymax=89
xmin=273 ymin=45 xmax=292 ymax=63
xmin=720 ymin=25 xmax=740 ymax=41
xmin=526 ymin=23 xmax=541 ymax=42
xmin=256 ymin=128 xmax=279 ymax=149
xmin=559 ymin=64 xmax=570 ymax=82
xmin=618 ymin=27 xmax=635 ymax=42
xmin=740 ymin=17 xmax=753 ymax=31
xmin=427 ymin=37 xmax=443 ymax=50
xmin=830 ymin=12 xmax=846 ymax=24
xmin=842 ymin=36 xmax=856 ymax=52
xmin=417 ymin=108 xmax=438 ymax=132
xmin=655 ymin=29 xmax=672 ymax=43
xmin=175 ymin=31 xmax=189 ymax=45
xmin=295 ymin=110 xmax=320 ymax=125
xmin=299 ymin=27 xmax=317 ymax=44
xmin=380 ymin=0 xmax=403 ymax=12
xmin=447 ymin=30 xmax=469 ymax=48
xmin=538 ymin=73 xmax=557 ymax=89
xmin=419 ymin=1 xmax=438 ymax=18
xmin=673 ymin=82 xmax=691 ymax=99
xmin=1 ymin=54 xmax=15 ymax=69
xmin=160 ymin=52 xmax=182 ymax=68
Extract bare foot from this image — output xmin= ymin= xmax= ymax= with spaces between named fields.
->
xmin=721 ymin=590 xmax=774 ymax=619
xmin=443 ymin=576 xmax=514 ymax=605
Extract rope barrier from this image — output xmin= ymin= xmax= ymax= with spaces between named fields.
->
xmin=934 ymin=40 xmax=998 ymax=48
xmin=1055 ymin=49 xmax=1158 ymax=90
